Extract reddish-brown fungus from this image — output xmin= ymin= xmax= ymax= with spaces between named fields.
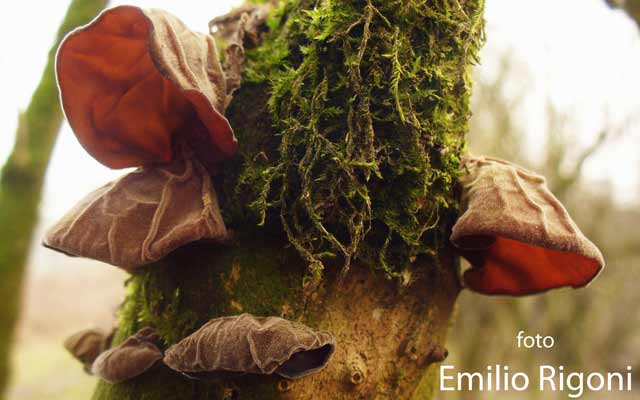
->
xmin=451 ymin=156 xmax=605 ymax=296
xmin=56 ymin=5 xmax=237 ymax=169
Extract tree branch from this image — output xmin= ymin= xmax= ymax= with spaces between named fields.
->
xmin=0 ymin=1 xmax=109 ymax=396
xmin=606 ymin=0 xmax=640 ymax=28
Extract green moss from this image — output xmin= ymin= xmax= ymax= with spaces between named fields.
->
xmin=223 ymin=0 xmax=485 ymax=281
xmin=95 ymin=231 xmax=306 ymax=400
xmin=113 ymin=231 xmax=305 ymax=347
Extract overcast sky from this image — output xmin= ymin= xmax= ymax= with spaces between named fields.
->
xmin=0 ymin=0 xmax=639 ymax=229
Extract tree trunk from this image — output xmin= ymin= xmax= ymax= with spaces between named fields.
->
xmin=92 ymin=0 xmax=484 ymax=398
xmin=93 ymin=232 xmax=459 ymax=399
xmin=0 ymin=0 xmax=108 ymax=396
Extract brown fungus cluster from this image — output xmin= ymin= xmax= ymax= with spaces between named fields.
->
xmin=44 ymin=5 xmax=250 ymax=269
xmin=65 ymin=316 xmax=335 ymax=384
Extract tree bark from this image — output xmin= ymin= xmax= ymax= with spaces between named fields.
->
xmin=0 ymin=0 xmax=108 ymax=396
xmin=92 ymin=0 xmax=484 ymax=398
xmin=92 ymin=232 xmax=459 ymax=399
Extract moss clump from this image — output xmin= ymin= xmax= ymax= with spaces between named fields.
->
xmin=94 ymin=234 xmax=307 ymax=400
xmin=225 ymin=0 xmax=485 ymax=279
xmin=112 ymin=232 xmax=306 ymax=347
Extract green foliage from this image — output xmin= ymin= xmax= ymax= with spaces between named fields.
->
xmin=230 ymin=0 xmax=485 ymax=279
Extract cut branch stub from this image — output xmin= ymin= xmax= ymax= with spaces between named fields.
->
xmin=92 ymin=327 xmax=163 ymax=384
xmin=43 ymin=156 xmax=228 ymax=269
xmin=451 ymin=155 xmax=605 ymax=296
xmin=163 ymin=314 xmax=336 ymax=380
xmin=56 ymin=5 xmax=237 ymax=169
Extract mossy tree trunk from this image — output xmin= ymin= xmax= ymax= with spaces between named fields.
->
xmin=0 ymin=0 xmax=108 ymax=396
xmin=93 ymin=0 xmax=484 ymax=399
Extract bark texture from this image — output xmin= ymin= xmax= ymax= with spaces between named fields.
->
xmin=0 ymin=0 xmax=108 ymax=396
xmin=93 ymin=233 xmax=459 ymax=399
xmin=92 ymin=0 xmax=484 ymax=398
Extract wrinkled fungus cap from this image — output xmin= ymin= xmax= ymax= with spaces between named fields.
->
xmin=450 ymin=156 xmax=605 ymax=296
xmin=43 ymin=155 xmax=228 ymax=269
xmin=56 ymin=5 xmax=237 ymax=169
xmin=163 ymin=314 xmax=336 ymax=380
xmin=91 ymin=327 xmax=163 ymax=384
xmin=64 ymin=328 xmax=112 ymax=370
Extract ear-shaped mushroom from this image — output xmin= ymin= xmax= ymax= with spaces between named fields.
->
xmin=209 ymin=3 xmax=272 ymax=96
xmin=92 ymin=327 xmax=163 ymax=384
xmin=163 ymin=314 xmax=336 ymax=380
xmin=451 ymin=156 xmax=605 ymax=296
xmin=43 ymin=155 xmax=227 ymax=269
xmin=64 ymin=328 xmax=114 ymax=372
xmin=56 ymin=5 xmax=237 ymax=169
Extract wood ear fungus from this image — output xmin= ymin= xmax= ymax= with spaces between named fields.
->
xmin=451 ymin=155 xmax=605 ymax=296
xmin=56 ymin=5 xmax=237 ymax=169
xmin=64 ymin=328 xmax=114 ymax=372
xmin=163 ymin=314 xmax=336 ymax=380
xmin=43 ymin=155 xmax=227 ymax=269
xmin=91 ymin=327 xmax=163 ymax=384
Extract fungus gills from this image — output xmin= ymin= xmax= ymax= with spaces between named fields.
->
xmin=163 ymin=314 xmax=336 ymax=380
xmin=451 ymin=155 xmax=605 ymax=296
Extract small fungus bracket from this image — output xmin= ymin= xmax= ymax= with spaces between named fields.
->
xmin=163 ymin=314 xmax=336 ymax=380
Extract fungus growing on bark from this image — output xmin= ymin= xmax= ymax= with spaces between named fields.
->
xmin=209 ymin=3 xmax=272 ymax=96
xmin=91 ymin=327 xmax=163 ymax=384
xmin=451 ymin=156 xmax=605 ymax=296
xmin=43 ymin=154 xmax=227 ymax=269
xmin=64 ymin=328 xmax=114 ymax=372
xmin=56 ymin=5 xmax=237 ymax=169
xmin=44 ymin=5 xmax=246 ymax=269
xmin=163 ymin=314 xmax=336 ymax=380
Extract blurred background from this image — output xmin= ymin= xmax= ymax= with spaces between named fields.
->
xmin=0 ymin=0 xmax=638 ymax=399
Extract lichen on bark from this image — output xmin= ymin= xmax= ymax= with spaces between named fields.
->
xmin=222 ymin=0 xmax=485 ymax=280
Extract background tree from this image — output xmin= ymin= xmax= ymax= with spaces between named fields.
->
xmin=607 ymin=0 xmax=640 ymax=27
xmin=0 ymin=0 xmax=109 ymax=396
xmin=445 ymin=49 xmax=640 ymax=400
